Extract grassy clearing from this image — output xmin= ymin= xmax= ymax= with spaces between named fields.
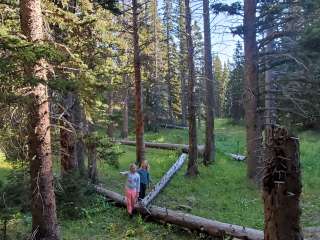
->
xmin=1 ymin=119 xmax=319 ymax=239
xmin=100 ymin=119 xmax=320 ymax=229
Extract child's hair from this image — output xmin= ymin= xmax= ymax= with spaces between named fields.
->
xmin=141 ymin=160 xmax=150 ymax=171
xmin=129 ymin=163 xmax=137 ymax=173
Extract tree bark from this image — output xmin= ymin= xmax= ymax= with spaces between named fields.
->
xmin=179 ymin=0 xmax=188 ymax=126
xmin=164 ymin=0 xmax=174 ymax=122
xmin=95 ymin=186 xmax=264 ymax=240
xmin=20 ymin=0 xmax=59 ymax=238
xmin=243 ymin=0 xmax=262 ymax=181
xmin=265 ymin=27 xmax=276 ymax=127
xmin=122 ymin=91 xmax=129 ymax=139
xmin=132 ymin=0 xmax=145 ymax=166
xmin=263 ymin=126 xmax=303 ymax=240
xmin=60 ymin=91 xmax=77 ymax=176
xmin=203 ymin=0 xmax=215 ymax=165
xmin=184 ymin=0 xmax=198 ymax=176
xmin=73 ymin=95 xmax=86 ymax=175
xmin=87 ymin=123 xmax=98 ymax=184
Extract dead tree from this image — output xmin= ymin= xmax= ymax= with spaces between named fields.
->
xmin=263 ymin=126 xmax=303 ymax=240
xmin=95 ymin=186 xmax=264 ymax=240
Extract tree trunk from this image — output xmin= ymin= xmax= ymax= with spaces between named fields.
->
xmin=88 ymin=144 xmax=98 ymax=183
xmin=95 ymin=186 xmax=264 ymax=240
xmin=265 ymin=27 xmax=276 ymax=127
xmin=73 ymin=95 xmax=86 ymax=175
xmin=243 ymin=0 xmax=262 ymax=181
xmin=203 ymin=0 xmax=215 ymax=165
xmin=20 ymin=0 xmax=59 ymax=238
xmin=87 ymin=124 xmax=98 ymax=184
xmin=184 ymin=0 xmax=198 ymax=176
xmin=60 ymin=91 xmax=77 ymax=175
xmin=122 ymin=91 xmax=129 ymax=139
xmin=165 ymin=0 xmax=174 ymax=122
xmin=179 ymin=0 xmax=188 ymax=126
xmin=132 ymin=0 xmax=145 ymax=166
xmin=106 ymin=90 xmax=114 ymax=138
xmin=263 ymin=126 xmax=303 ymax=240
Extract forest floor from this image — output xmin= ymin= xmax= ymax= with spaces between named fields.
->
xmin=1 ymin=119 xmax=320 ymax=239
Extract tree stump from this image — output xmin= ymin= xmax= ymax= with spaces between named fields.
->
xmin=263 ymin=126 xmax=303 ymax=240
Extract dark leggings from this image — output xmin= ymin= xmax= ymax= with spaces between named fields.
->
xmin=139 ymin=183 xmax=147 ymax=199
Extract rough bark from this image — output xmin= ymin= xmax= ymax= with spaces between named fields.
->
xmin=243 ymin=0 xmax=262 ymax=181
xmin=118 ymin=140 xmax=205 ymax=155
xmin=132 ymin=0 xmax=145 ymax=165
xmin=60 ymin=91 xmax=77 ymax=175
xmin=142 ymin=153 xmax=187 ymax=206
xmin=184 ymin=0 xmax=198 ymax=176
xmin=20 ymin=0 xmax=59 ymax=239
xmin=263 ymin=126 xmax=303 ymax=240
xmin=95 ymin=186 xmax=264 ymax=240
xmin=203 ymin=0 xmax=215 ymax=165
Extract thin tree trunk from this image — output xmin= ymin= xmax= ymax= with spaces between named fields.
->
xmin=263 ymin=127 xmax=303 ymax=240
xmin=73 ymin=95 xmax=85 ymax=175
xmin=179 ymin=0 xmax=188 ymax=126
xmin=132 ymin=0 xmax=145 ymax=166
xmin=243 ymin=0 xmax=262 ymax=181
xmin=20 ymin=0 xmax=59 ymax=238
xmin=203 ymin=0 xmax=215 ymax=165
xmin=87 ymin=123 xmax=98 ymax=183
xmin=184 ymin=0 xmax=198 ymax=176
xmin=106 ymin=90 xmax=114 ymax=138
xmin=265 ymin=27 xmax=276 ymax=127
xmin=60 ymin=92 xmax=77 ymax=175
xmin=122 ymin=90 xmax=129 ymax=139
xmin=165 ymin=0 xmax=174 ymax=122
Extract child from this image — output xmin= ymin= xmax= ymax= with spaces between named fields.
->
xmin=122 ymin=163 xmax=140 ymax=217
xmin=137 ymin=160 xmax=151 ymax=200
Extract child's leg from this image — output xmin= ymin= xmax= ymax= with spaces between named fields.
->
xmin=125 ymin=189 xmax=133 ymax=214
xmin=139 ymin=183 xmax=146 ymax=199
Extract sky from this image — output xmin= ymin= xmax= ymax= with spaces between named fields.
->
xmin=158 ymin=0 xmax=243 ymax=64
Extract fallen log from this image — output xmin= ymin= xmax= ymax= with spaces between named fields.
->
xmin=142 ymin=153 xmax=187 ymax=206
xmin=94 ymin=186 xmax=264 ymax=240
xmin=117 ymin=140 xmax=205 ymax=155
xmin=227 ymin=153 xmax=246 ymax=161
xmin=160 ymin=123 xmax=188 ymax=130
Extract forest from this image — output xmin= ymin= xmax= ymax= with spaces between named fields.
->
xmin=0 ymin=0 xmax=320 ymax=239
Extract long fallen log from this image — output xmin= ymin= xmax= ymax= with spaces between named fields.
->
xmin=160 ymin=123 xmax=188 ymax=130
xmin=142 ymin=153 xmax=187 ymax=206
xmin=94 ymin=186 xmax=264 ymax=240
xmin=117 ymin=140 xmax=205 ymax=155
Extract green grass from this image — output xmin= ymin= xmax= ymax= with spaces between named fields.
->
xmin=1 ymin=119 xmax=319 ymax=239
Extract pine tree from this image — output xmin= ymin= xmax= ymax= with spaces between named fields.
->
xmin=20 ymin=0 xmax=59 ymax=238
